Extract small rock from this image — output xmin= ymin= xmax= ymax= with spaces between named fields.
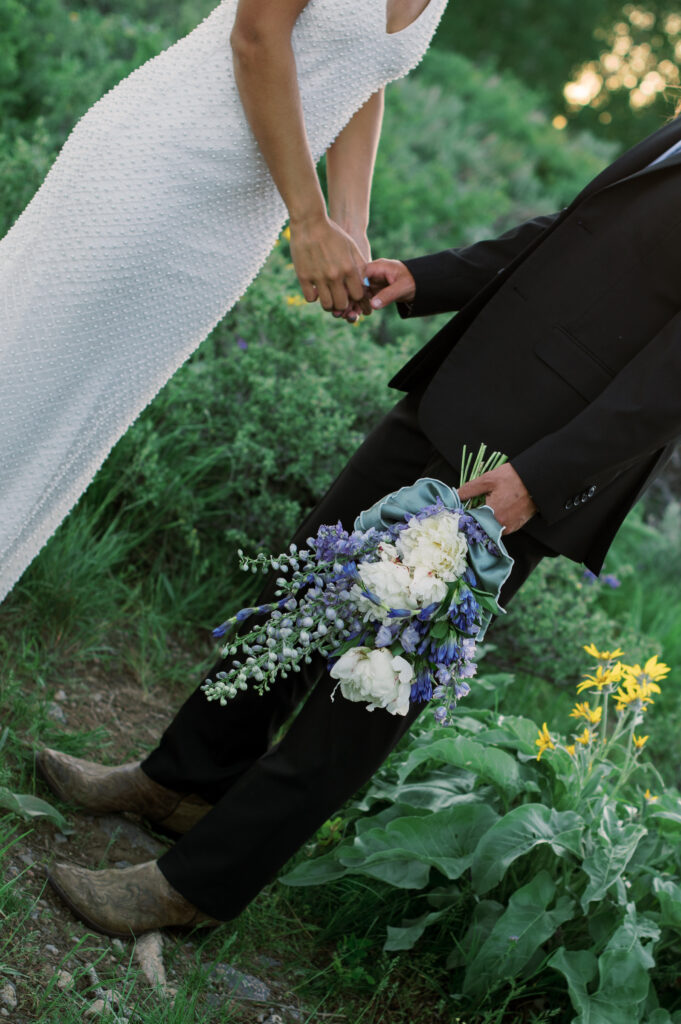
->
xmin=112 ymin=939 xmax=125 ymax=956
xmin=96 ymin=816 xmax=166 ymax=857
xmin=114 ymin=860 xmax=132 ymax=869
xmin=0 ymin=983 xmax=17 ymax=1010
xmin=54 ymin=689 xmax=68 ymax=701
xmin=210 ymin=965 xmax=271 ymax=1002
xmin=45 ymin=944 xmax=59 ymax=955
xmin=1 ymin=1008 xmax=8 ymax=1017
xmin=261 ymin=1015 xmax=285 ymax=1024
xmin=85 ymin=998 xmax=107 ymax=1018
xmin=84 ymin=990 xmax=118 ymax=1018
xmin=55 ymin=833 xmax=68 ymax=844
xmin=47 ymin=702 xmax=67 ymax=725
xmin=134 ymin=932 xmax=166 ymax=991
xmin=18 ymin=852 xmax=35 ymax=867
xmin=30 ymin=910 xmax=40 ymax=921
xmin=56 ymin=970 xmax=73 ymax=990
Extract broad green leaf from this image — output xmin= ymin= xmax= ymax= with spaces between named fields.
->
xmin=447 ymin=899 xmax=504 ymax=969
xmin=357 ymin=768 xmax=478 ymax=814
xmin=354 ymin=802 xmax=429 ymax=834
xmin=384 ymin=908 xmax=450 ymax=951
xmin=283 ymin=803 xmax=498 ymax=890
xmin=653 ymin=877 xmax=681 ymax=930
xmin=471 ymin=803 xmax=584 ymax=894
xmin=551 ymin=906 xmax=659 ymax=1023
xmin=581 ymin=806 xmax=646 ymax=911
xmin=398 ymin=736 xmax=524 ymax=798
xmin=0 ymin=788 xmax=69 ymax=831
xmin=279 ymin=851 xmax=348 ymax=886
xmin=340 ymin=803 xmax=499 ymax=886
xmin=463 ymin=871 xmax=575 ymax=1000
xmin=471 ymin=714 xmax=540 ymax=756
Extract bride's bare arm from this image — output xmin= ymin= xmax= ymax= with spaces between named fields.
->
xmin=326 ymin=89 xmax=385 ymax=262
xmin=231 ymin=0 xmax=366 ymax=312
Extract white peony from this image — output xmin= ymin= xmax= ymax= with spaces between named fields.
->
xmin=330 ymin=647 xmax=414 ymax=716
xmin=357 ymin=558 xmax=417 ymax=613
xmin=377 ymin=542 xmax=399 ymax=562
xmin=408 ymin=565 xmax=448 ymax=607
xmin=396 ymin=510 xmax=468 ymax=582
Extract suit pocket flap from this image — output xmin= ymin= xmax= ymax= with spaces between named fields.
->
xmin=534 ymin=329 xmax=613 ymax=402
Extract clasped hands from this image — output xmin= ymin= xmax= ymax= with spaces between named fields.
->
xmin=292 ymin=242 xmax=536 ymax=534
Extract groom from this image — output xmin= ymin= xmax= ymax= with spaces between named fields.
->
xmin=41 ymin=114 xmax=681 ymax=935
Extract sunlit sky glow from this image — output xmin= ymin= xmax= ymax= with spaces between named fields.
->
xmin=562 ymin=4 xmax=680 ymax=123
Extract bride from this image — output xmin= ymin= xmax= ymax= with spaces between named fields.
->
xmin=0 ymin=0 xmax=446 ymax=604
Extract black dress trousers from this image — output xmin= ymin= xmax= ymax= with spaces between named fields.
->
xmin=142 ymin=392 xmax=553 ymax=919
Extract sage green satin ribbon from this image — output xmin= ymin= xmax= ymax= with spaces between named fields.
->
xmin=354 ymin=477 xmax=514 ymax=639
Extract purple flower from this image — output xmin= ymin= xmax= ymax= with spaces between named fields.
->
xmin=375 ymin=624 xmax=393 ymax=647
xmin=602 ymin=573 xmax=621 ymax=589
xmin=236 ymin=336 xmax=248 ymax=351
xmin=449 ymin=590 xmax=480 ymax=633
xmin=236 ymin=607 xmax=256 ymax=623
xmin=411 ymin=671 xmax=433 ymax=703
xmin=400 ymin=622 xmax=422 ymax=653
xmin=454 ymin=680 xmax=472 ymax=699
xmin=582 ymin=569 xmax=598 ymax=584
xmin=433 ymin=706 xmax=448 ymax=723
xmin=417 ymin=601 xmax=442 ymax=622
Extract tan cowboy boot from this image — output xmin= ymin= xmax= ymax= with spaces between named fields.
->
xmin=47 ymin=860 xmax=219 ymax=938
xmin=36 ymin=748 xmax=212 ymax=835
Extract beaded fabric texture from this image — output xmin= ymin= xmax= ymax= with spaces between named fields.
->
xmin=0 ymin=0 xmax=447 ymax=603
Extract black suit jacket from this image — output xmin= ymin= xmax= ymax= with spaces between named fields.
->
xmin=392 ymin=116 xmax=681 ymax=572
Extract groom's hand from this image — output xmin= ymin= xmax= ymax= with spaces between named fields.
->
xmin=364 ymin=259 xmax=416 ymax=310
xmin=458 ymin=463 xmax=537 ymax=534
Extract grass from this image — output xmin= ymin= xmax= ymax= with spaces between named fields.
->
xmin=1 ymin=474 xmax=680 ymax=1023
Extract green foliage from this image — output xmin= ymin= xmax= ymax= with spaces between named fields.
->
xmin=493 ymin=554 xmax=653 ymax=689
xmin=281 ymin=650 xmax=681 ymax=1020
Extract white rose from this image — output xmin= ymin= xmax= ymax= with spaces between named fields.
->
xmin=330 ymin=647 xmax=414 ymax=716
xmin=408 ymin=566 xmax=447 ymax=607
xmin=396 ymin=509 xmax=468 ymax=582
xmin=357 ymin=558 xmax=417 ymax=612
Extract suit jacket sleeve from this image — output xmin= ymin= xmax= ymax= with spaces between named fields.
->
xmin=397 ymin=212 xmax=559 ymax=319
xmin=511 ymin=307 xmax=681 ymax=524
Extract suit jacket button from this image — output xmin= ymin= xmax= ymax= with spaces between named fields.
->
xmin=564 ymin=499 xmax=573 ymax=511
xmin=588 ymin=485 xmax=596 ymax=497
xmin=581 ymin=491 xmax=589 ymax=503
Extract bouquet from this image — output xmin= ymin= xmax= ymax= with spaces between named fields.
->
xmin=204 ymin=447 xmax=514 ymax=725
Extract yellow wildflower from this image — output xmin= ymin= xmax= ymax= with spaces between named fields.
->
xmin=535 ymin=722 xmax=555 ymax=761
xmin=644 ymin=788 xmax=659 ymax=802
xmin=613 ymin=678 xmax=655 ymax=713
xmin=282 ymin=225 xmax=291 ymax=241
xmin=576 ymin=662 xmax=623 ymax=694
xmin=632 ymin=734 xmax=649 ymax=750
xmin=576 ymin=727 xmax=592 ymax=745
xmin=583 ymin=643 xmax=624 ymax=661
xmin=286 ymin=294 xmax=307 ymax=306
xmin=565 ymin=744 xmax=576 ymax=757
xmin=569 ymin=702 xmax=602 ymax=724
xmin=622 ymin=656 xmax=670 ymax=695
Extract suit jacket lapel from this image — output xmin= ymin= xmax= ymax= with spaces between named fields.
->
xmin=573 ymin=116 xmax=681 ymax=205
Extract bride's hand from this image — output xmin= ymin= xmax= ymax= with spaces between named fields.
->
xmin=289 ymin=215 xmax=367 ymax=313
xmin=335 ymin=230 xmax=373 ymax=323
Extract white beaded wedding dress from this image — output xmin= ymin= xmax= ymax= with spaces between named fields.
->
xmin=0 ymin=0 xmax=447 ymax=604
